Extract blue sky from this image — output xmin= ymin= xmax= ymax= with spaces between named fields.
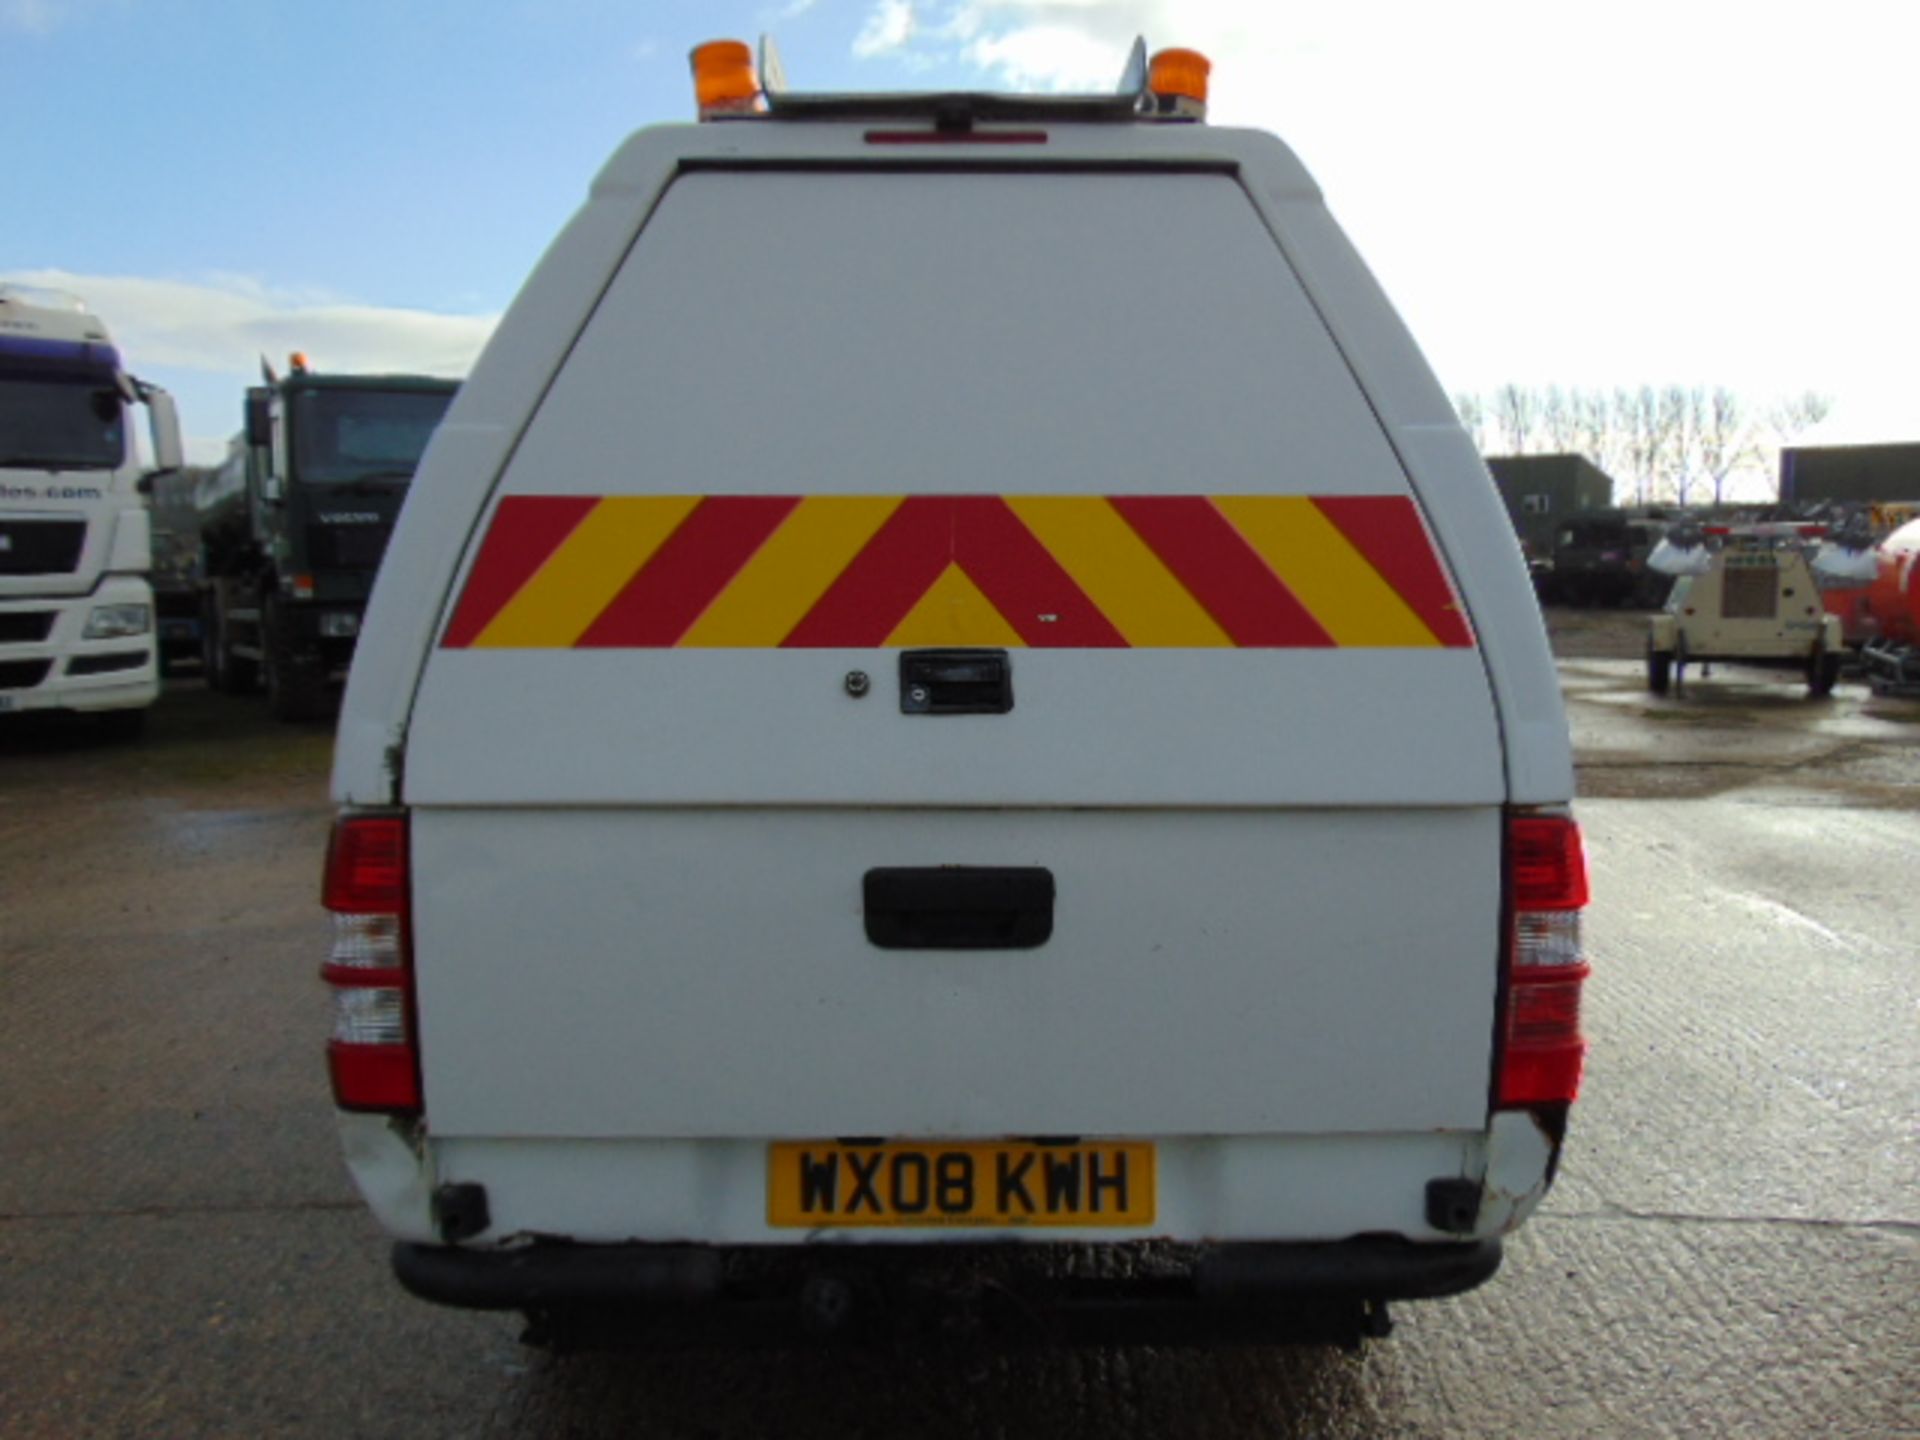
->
xmin=6 ymin=2 xmax=894 ymax=311
xmin=7 ymin=1 xmax=1917 ymax=468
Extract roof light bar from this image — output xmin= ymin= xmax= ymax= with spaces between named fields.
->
xmin=705 ymin=34 xmax=1209 ymax=126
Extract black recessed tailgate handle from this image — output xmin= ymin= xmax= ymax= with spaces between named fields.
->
xmin=900 ymin=649 xmax=1012 ymax=714
xmin=864 ymin=867 xmax=1054 ymax=949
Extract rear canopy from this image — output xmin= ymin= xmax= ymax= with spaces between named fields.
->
xmin=406 ymin=166 xmax=1500 ymax=808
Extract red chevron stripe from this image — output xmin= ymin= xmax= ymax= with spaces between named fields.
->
xmin=953 ymin=497 xmax=1126 ymax=646
xmin=1110 ymin=496 xmax=1335 ymax=647
xmin=576 ymin=495 xmax=800 ymax=647
xmin=1313 ymin=496 xmax=1475 ymax=647
xmin=782 ymin=496 xmax=954 ymax=647
xmin=440 ymin=495 xmax=599 ymax=648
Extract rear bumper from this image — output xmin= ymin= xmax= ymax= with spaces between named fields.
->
xmin=391 ymin=1236 xmax=1501 ymax=1344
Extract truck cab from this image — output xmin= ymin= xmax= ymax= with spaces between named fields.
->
xmin=198 ymin=365 xmax=457 ymax=719
xmin=0 ymin=284 xmax=183 ymax=735
xmin=323 ymin=40 xmax=1589 ymax=1348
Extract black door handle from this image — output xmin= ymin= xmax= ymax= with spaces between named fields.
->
xmin=863 ymin=867 xmax=1054 ymax=949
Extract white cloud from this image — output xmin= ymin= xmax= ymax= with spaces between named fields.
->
xmin=854 ymin=0 xmax=916 ymax=58
xmin=2 ymin=0 xmax=59 ymax=34
xmin=3 ymin=268 xmax=495 ymax=378
xmin=866 ymin=1 xmax=1920 ymax=440
xmin=964 ymin=23 xmax=1125 ymax=91
xmin=4 ymin=269 xmax=496 ymax=464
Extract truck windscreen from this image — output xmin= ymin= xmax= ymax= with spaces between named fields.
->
xmin=291 ymin=387 xmax=454 ymax=485
xmin=0 ymin=376 xmax=126 ymax=470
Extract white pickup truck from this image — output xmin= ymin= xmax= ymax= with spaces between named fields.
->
xmin=324 ymin=41 xmax=1589 ymax=1348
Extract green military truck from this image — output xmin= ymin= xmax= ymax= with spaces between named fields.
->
xmin=197 ymin=361 xmax=457 ymax=719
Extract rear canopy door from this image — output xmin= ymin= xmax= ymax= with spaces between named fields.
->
xmin=409 ymin=168 xmax=1497 ymax=809
xmin=405 ymin=165 xmax=1507 ymax=1139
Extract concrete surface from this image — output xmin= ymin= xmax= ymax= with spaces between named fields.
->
xmin=1 ymin=637 xmax=1915 ymax=1438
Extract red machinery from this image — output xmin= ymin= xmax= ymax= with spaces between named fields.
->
xmin=1857 ymin=518 xmax=1920 ymax=692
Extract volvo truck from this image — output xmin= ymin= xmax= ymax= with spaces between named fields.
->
xmin=198 ymin=359 xmax=457 ymax=720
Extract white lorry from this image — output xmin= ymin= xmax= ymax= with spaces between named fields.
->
xmin=324 ymin=41 xmax=1590 ymax=1347
xmin=0 ymin=285 xmax=183 ymax=736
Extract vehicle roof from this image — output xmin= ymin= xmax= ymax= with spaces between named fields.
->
xmin=283 ymin=373 xmax=460 ymax=393
xmin=590 ymin=116 xmax=1322 ymax=197
xmin=0 ymin=287 xmax=112 ymax=348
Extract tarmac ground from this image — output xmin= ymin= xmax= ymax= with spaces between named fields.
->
xmin=2 ymin=609 xmax=1914 ymax=1438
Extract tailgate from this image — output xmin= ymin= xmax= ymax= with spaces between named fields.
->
xmin=411 ymin=806 xmax=1501 ymax=1139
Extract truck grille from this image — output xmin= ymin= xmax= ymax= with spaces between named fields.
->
xmin=0 ymin=658 xmax=53 ymax=690
xmin=0 ymin=611 xmax=57 ymax=644
xmin=67 ymin=650 xmax=150 ymax=676
xmin=0 ymin=520 xmax=87 ymax=576
xmin=306 ymin=524 xmax=390 ymax=570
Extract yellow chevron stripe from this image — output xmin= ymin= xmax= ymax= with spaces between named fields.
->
xmin=678 ymin=495 xmax=904 ymax=646
xmin=1004 ymin=496 xmax=1232 ymax=647
xmin=884 ymin=563 xmax=1026 ymax=648
xmin=473 ymin=495 xmax=698 ymax=648
xmin=1212 ymin=496 xmax=1439 ymax=648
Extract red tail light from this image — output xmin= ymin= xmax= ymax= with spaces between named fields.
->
xmin=321 ymin=812 xmax=421 ymax=1114
xmin=1497 ymin=812 xmax=1591 ymax=1107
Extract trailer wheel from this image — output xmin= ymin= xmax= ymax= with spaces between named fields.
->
xmin=1807 ymin=644 xmax=1842 ymax=699
xmin=1647 ymin=645 xmax=1673 ymax=696
xmin=263 ymin=598 xmax=332 ymax=722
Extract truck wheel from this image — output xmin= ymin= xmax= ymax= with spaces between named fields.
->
xmin=1647 ymin=645 xmax=1673 ymax=696
xmin=200 ymin=596 xmax=229 ymax=691
xmin=203 ymin=592 xmax=258 ymax=694
xmin=1807 ymin=645 xmax=1842 ymax=699
xmin=264 ymin=599 xmax=332 ymax=722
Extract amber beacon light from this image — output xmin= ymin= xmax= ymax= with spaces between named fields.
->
xmin=1147 ymin=48 xmax=1210 ymax=119
xmin=691 ymin=39 xmax=760 ymax=117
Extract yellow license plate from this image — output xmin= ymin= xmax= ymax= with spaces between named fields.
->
xmin=768 ymin=1140 xmax=1155 ymax=1228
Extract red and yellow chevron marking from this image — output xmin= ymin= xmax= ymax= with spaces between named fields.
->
xmin=439 ymin=495 xmax=1474 ymax=650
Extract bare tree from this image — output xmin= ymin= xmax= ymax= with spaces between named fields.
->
xmin=1696 ymin=387 xmax=1750 ymax=505
xmin=1573 ymin=389 xmax=1622 ymax=478
xmin=1492 ymin=383 xmax=1539 ymax=455
xmin=1656 ymin=384 xmax=1694 ymax=505
xmin=1457 ymin=383 xmax=1831 ymax=505
xmin=1621 ymin=387 xmax=1658 ymax=505
xmin=1539 ymin=385 xmax=1578 ymax=453
xmin=1767 ymin=390 xmax=1833 ymax=441
xmin=1757 ymin=391 xmax=1834 ymax=501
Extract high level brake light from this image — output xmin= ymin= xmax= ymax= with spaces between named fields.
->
xmin=1497 ymin=812 xmax=1591 ymax=1108
xmin=321 ymin=813 xmax=421 ymax=1113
